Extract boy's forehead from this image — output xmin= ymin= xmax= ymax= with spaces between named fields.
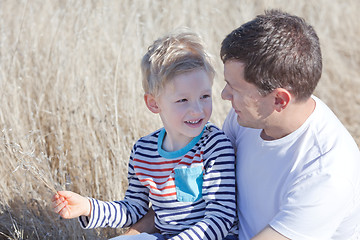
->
xmin=164 ymin=77 xmax=212 ymax=96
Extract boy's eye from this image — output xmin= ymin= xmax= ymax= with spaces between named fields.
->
xmin=176 ymin=99 xmax=187 ymax=103
xmin=201 ymin=94 xmax=211 ymax=99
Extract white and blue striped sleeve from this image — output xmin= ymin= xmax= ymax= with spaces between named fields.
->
xmin=79 ymin=144 xmax=150 ymax=229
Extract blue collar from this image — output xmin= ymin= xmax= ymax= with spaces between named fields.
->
xmin=157 ymin=127 xmax=205 ymax=159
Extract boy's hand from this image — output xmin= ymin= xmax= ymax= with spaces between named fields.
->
xmin=123 ymin=207 xmax=158 ymax=235
xmin=52 ymin=191 xmax=91 ymax=219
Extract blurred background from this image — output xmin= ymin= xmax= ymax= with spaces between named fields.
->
xmin=1 ymin=0 xmax=359 ymax=239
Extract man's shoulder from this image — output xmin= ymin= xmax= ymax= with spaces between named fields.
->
xmin=310 ymin=96 xmax=359 ymax=154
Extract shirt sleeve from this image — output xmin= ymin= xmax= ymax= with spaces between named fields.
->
xmin=78 ymin=144 xmax=150 ymax=229
xmin=222 ymin=108 xmax=243 ymax=152
xmin=169 ymin=128 xmax=237 ymax=240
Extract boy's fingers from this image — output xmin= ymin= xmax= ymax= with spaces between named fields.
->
xmin=52 ymin=193 xmax=60 ymax=201
xmin=53 ymin=201 xmax=65 ymax=214
xmin=53 ymin=198 xmax=68 ymax=211
xmin=57 ymin=191 xmax=73 ymax=199
xmin=52 ymin=192 xmax=68 ymax=204
xmin=52 ymin=194 xmax=65 ymax=205
xmin=52 ymin=199 xmax=63 ymax=209
xmin=59 ymin=206 xmax=70 ymax=219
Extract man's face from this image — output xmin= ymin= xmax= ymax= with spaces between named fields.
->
xmin=221 ymin=60 xmax=274 ymax=129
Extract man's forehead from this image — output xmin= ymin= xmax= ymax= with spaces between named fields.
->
xmin=223 ymin=61 xmax=246 ymax=81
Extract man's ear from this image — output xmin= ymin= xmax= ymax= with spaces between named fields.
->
xmin=273 ymin=88 xmax=291 ymax=112
xmin=144 ymin=93 xmax=160 ymax=113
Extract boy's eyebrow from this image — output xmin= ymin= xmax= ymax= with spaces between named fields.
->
xmin=174 ymin=87 xmax=212 ymax=97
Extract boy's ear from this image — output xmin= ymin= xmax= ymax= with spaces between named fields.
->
xmin=144 ymin=93 xmax=160 ymax=113
xmin=273 ymin=88 xmax=291 ymax=112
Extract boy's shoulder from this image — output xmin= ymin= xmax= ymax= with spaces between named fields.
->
xmin=200 ymin=122 xmax=235 ymax=157
xmin=203 ymin=122 xmax=226 ymax=136
xmin=202 ymin=122 xmax=231 ymax=143
xmin=134 ymin=128 xmax=163 ymax=146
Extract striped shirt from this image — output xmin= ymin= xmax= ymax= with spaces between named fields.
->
xmin=79 ymin=123 xmax=237 ymax=240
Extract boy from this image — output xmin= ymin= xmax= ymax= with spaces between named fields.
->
xmin=52 ymin=30 xmax=238 ymax=240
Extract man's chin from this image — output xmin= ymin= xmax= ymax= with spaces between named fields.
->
xmin=236 ymin=116 xmax=247 ymax=127
xmin=236 ymin=117 xmax=259 ymax=129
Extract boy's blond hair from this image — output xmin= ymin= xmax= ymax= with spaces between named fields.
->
xmin=141 ymin=30 xmax=215 ymax=96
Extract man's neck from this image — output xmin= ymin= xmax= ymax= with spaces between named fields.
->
xmin=261 ymin=97 xmax=316 ymax=140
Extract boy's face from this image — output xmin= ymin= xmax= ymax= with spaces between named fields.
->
xmin=156 ymin=69 xmax=212 ymax=148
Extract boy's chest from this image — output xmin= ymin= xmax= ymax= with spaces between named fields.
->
xmin=133 ymin=150 xmax=205 ymax=196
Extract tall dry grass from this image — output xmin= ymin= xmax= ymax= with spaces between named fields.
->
xmin=0 ymin=0 xmax=359 ymax=239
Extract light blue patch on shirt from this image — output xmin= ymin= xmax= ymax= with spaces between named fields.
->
xmin=174 ymin=166 xmax=203 ymax=202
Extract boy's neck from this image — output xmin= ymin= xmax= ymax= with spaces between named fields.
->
xmin=161 ymin=131 xmax=193 ymax=152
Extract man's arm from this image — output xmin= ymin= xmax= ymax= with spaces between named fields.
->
xmin=123 ymin=207 xmax=158 ymax=235
xmin=252 ymin=226 xmax=290 ymax=240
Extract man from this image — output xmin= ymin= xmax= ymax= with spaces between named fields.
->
xmin=126 ymin=10 xmax=360 ymax=239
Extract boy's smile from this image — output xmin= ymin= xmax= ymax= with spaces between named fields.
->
xmin=185 ymin=119 xmax=203 ymax=128
xmin=156 ymin=69 xmax=212 ymax=152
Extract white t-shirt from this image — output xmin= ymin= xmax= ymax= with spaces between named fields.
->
xmin=223 ymin=96 xmax=360 ymax=240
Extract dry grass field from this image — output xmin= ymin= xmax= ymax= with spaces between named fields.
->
xmin=0 ymin=0 xmax=359 ymax=239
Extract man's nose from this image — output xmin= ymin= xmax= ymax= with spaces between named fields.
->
xmin=221 ymin=85 xmax=232 ymax=101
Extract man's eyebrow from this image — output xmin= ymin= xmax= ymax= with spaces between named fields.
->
xmin=224 ymin=79 xmax=231 ymax=86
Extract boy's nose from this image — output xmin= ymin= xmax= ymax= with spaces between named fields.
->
xmin=190 ymin=101 xmax=203 ymax=115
